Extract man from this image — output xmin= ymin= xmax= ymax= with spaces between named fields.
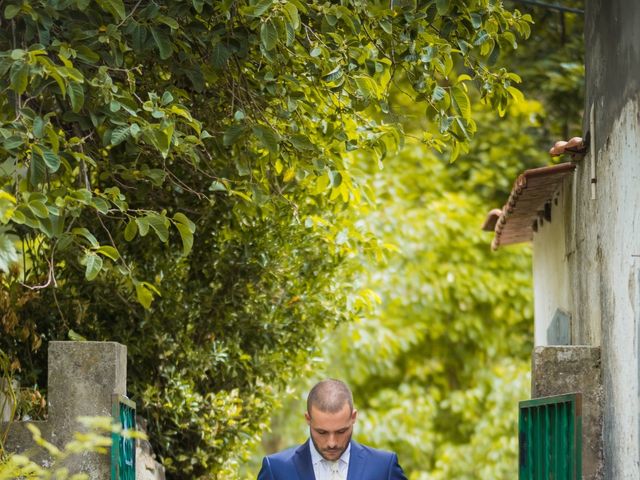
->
xmin=257 ymin=379 xmax=407 ymax=480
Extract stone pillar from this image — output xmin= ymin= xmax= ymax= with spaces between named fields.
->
xmin=532 ymin=345 xmax=604 ymax=480
xmin=2 ymin=341 xmax=127 ymax=479
xmin=47 ymin=341 xmax=127 ymax=446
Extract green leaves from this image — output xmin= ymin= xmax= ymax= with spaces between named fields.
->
xmin=173 ymin=212 xmax=196 ymax=256
xmin=211 ymin=43 xmax=231 ymax=69
xmin=123 ymin=211 xmax=194 ymax=255
xmin=33 ymin=145 xmax=60 ymax=173
xmin=451 ymin=85 xmax=471 ymax=120
xmin=223 ymin=124 xmax=246 ymax=147
xmin=83 ymin=252 xmax=103 ymax=280
xmin=248 ymin=0 xmax=274 ymax=17
xmin=289 ymin=134 xmax=314 ymax=151
xmin=95 ymin=0 xmax=125 ymax=21
xmin=68 ymin=82 xmax=85 ymax=112
xmin=134 ymin=280 xmax=160 ymax=309
xmin=322 ymin=66 xmax=343 ymax=83
xmin=146 ymin=214 xmax=169 ymax=242
xmin=260 ymin=20 xmax=278 ymax=51
xmin=73 ymin=227 xmax=99 ymax=247
xmin=95 ymin=245 xmax=120 ymax=261
xmin=283 ymin=3 xmax=300 ymax=30
xmin=28 ymin=200 xmax=49 ymax=219
xmin=144 ymin=123 xmax=174 ymax=157
xmin=10 ymin=61 xmax=29 ymax=94
xmin=0 ymin=232 xmax=19 ymax=273
xmin=124 ymin=220 xmax=137 ymax=241
xmin=0 ymin=1 xmax=538 ymax=477
xmin=4 ymin=4 xmax=22 ymax=19
xmin=110 ymin=125 xmax=130 ymax=146
xmin=150 ymin=27 xmax=173 ymax=60
xmin=28 ymin=152 xmax=46 ymax=186
xmin=436 ymin=0 xmax=450 ymax=15
xmin=253 ymin=125 xmax=280 ymax=153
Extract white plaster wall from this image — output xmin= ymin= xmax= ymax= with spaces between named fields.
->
xmin=571 ymin=97 xmax=640 ymax=478
xmin=532 ymin=183 xmax=571 ymax=346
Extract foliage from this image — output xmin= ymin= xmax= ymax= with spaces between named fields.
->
xmin=0 ymin=416 xmax=118 ymax=479
xmin=250 ymin=2 xmax=584 ymax=479
xmin=0 ymin=0 xmax=535 ymax=477
xmin=253 ymin=116 xmax=536 ymax=478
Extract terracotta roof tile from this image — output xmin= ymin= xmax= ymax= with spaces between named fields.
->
xmin=484 ymin=162 xmax=576 ymax=250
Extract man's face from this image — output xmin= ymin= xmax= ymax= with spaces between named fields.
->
xmin=305 ymin=403 xmax=357 ymax=461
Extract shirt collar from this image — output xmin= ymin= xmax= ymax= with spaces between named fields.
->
xmin=309 ymin=438 xmax=351 ymax=466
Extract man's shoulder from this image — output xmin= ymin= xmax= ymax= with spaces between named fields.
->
xmin=265 ymin=443 xmax=305 ymax=463
xmin=352 ymin=440 xmax=398 ymax=459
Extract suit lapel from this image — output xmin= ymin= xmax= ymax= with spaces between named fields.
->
xmin=346 ymin=440 xmax=366 ymax=480
xmin=293 ymin=440 xmax=316 ymax=480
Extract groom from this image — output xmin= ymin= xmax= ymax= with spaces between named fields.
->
xmin=257 ymin=379 xmax=407 ymax=480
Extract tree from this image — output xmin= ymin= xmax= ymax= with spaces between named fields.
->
xmin=0 ymin=1 xmax=532 ymax=477
xmin=251 ymin=2 xmax=584 ymax=478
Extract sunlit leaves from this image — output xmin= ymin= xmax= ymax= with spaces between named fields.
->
xmin=253 ymin=125 xmax=280 ymax=153
xmin=83 ymin=252 xmax=103 ymax=280
xmin=173 ymin=212 xmax=196 ymax=256
xmin=0 ymin=232 xmax=19 ymax=273
xmin=0 ymin=0 xmax=536 ymax=477
xmin=134 ymin=280 xmax=160 ymax=309
xmin=451 ymin=85 xmax=471 ymax=120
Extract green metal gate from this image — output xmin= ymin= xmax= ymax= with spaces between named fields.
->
xmin=519 ymin=392 xmax=582 ymax=480
xmin=112 ymin=394 xmax=136 ymax=480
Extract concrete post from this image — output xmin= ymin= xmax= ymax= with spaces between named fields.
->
xmin=2 ymin=341 xmax=165 ymax=479
xmin=1 ymin=341 xmax=127 ymax=479
xmin=49 ymin=341 xmax=128 ymax=478
xmin=47 ymin=341 xmax=127 ymax=446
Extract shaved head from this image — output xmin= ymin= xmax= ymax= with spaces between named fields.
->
xmin=306 ymin=379 xmax=354 ymax=415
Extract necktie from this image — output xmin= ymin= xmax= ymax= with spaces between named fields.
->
xmin=328 ymin=460 xmax=341 ymax=480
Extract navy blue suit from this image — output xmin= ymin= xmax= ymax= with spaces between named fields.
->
xmin=257 ymin=439 xmax=407 ymax=480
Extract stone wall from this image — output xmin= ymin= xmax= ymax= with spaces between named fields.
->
xmin=0 ymin=341 xmax=165 ymax=479
xmin=573 ymin=1 xmax=640 ymax=476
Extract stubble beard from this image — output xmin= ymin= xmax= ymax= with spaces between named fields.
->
xmin=310 ymin=429 xmax=352 ymax=461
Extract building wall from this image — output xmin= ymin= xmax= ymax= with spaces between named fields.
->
xmin=532 ymin=182 xmax=572 ymax=346
xmin=571 ymin=1 xmax=640 ymax=476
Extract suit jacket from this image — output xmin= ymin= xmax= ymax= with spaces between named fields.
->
xmin=257 ymin=439 xmax=407 ymax=480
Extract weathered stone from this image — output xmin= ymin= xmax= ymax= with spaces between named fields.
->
xmin=1 ymin=342 xmax=127 ymax=478
xmin=532 ymin=345 xmax=604 ymax=480
xmin=136 ymin=416 xmax=166 ymax=480
xmin=2 ymin=341 xmax=166 ymax=478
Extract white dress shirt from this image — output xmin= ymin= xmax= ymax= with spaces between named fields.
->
xmin=309 ymin=439 xmax=351 ymax=480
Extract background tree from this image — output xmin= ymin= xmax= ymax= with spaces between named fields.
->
xmin=0 ymin=0 xmax=534 ymax=477
xmin=251 ymin=2 xmax=584 ymax=479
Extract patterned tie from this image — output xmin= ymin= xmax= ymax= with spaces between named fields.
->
xmin=329 ymin=460 xmax=341 ymax=480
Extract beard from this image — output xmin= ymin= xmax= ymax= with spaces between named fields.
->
xmin=309 ymin=429 xmax=352 ymax=461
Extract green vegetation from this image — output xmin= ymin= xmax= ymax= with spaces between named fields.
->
xmin=0 ymin=417 xmax=128 ymax=479
xmin=252 ymin=2 xmax=584 ymax=479
xmin=0 ymin=0 xmax=584 ymax=478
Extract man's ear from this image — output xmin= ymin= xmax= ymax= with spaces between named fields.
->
xmin=351 ymin=409 xmax=358 ymax=423
xmin=305 ymin=411 xmax=311 ymax=425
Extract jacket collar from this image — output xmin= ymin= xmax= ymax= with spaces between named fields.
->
xmin=293 ymin=440 xmax=315 ymax=480
xmin=293 ymin=440 xmax=366 ymax=480
xmin=345 ymin=440 xmax=366 ymax=480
